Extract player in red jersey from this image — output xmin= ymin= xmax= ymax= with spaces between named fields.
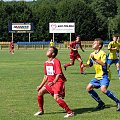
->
xmin=34 ymin=46 xmax=74 ymax=118
xmin=64 ymin=35 xmax=85 ymax=74
xmin=9 ymin=40 xmax=14 ymax=54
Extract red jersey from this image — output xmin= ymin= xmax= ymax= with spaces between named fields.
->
xmin=10 ymin=41 xmax=14 ymax=49
xmin=69 ymin=40 xmax=81 ymax=55
xmin=44 ymin=58 xmax=66 ymax=82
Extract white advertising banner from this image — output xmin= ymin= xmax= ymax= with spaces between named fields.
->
xmin=49 ymin=23 xmax=75 ymax=33
xmin=12 ymin=23 xmax=31 ymax=31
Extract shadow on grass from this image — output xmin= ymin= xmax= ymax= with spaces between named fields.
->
xmin=43 ymin=104 xmax=116 ymax=116
xmin=84 ymin=72 xmax=95 ymax=75
xmin=43 ymin=111 xmax=66 ymax=115
xmin=73 ymin=104 xmax=116 ymax=115
xmin=70 ymin=72 xmax=95 ymax=75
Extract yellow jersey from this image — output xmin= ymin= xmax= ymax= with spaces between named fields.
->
xmin=108 ymin=41 xmax=119 ymax=59
xmin=87 ymin=50 xmax=111 ymax=80
xmin=50 ymin=41 xmax=54 ymax=46
xmin=117 ymin=41 xmax=120 ymax=47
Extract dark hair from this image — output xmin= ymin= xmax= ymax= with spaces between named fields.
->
xmin=76 ymin=35 xmax=81 ymax=38
xmin=94 ymin=38 xmax=103 ymax=49
xmin=50 ymin=46 xmax=58 ymax=58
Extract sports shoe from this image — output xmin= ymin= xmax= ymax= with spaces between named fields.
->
xmin=34 ymin=111 xmax=44 ymax=116
xmin=63 ymin=64 xmax=67 ymax=71
xmin=80 ymin=72 xmax=86 ymax=74
xmin=116 ymin=102 xmax=120 ymax=111
xmin=64 ymin=112 xmax=74 ymax=118
xmin=94 ymin=102 xmax=105 ymax=110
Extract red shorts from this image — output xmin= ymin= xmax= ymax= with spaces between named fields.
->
xmin=70 ymin=53 xmax=81 ymax=62
xmin=44 ymin=81 xmax=65 ymax=98
xmin=10 ymin=46 xmax=14 ymax=50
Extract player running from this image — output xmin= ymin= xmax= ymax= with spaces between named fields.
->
xmin=9 ymin=40 xmax=14 ymax=54
xmin=64 ymin=35 xmax=85 ymax=74
xmin=83 ymin=38 xmax=120 ymax=111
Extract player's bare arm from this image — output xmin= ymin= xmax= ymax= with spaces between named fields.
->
xmin=83 ymin=64 xmax=90 ymax=68
xmin=90 ymin=54 xmax=105 ymax=66
xmin=79 ymin=43 xmax=84 ymax=52
xmin=111 ymin=47 xmax=117 ymax=50
xmin=68 ymin=46 xmax=78 ymax=51
xmin=108 ymin=47 xmax=118 ymax=51
xmin=48 ymin=74 xmax=61 ymax=86
xmin=37 ymin=75 xmax=48 ymax=91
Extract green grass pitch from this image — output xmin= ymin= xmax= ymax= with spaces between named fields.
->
xmin=0 ymin=49 xmax=120 ymax=120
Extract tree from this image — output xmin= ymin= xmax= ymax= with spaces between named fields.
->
xmin=109 ymin=15 xmax=120 ymax=35
xmin=0 ymin=0 xmax=119 ymax=42
xmin=90 ymin=0 xmax=117 ymax=39
xmin=56 ymin=0 xmax=99 ymax=40
xmin=0 ymin=1 xmax=4 ymax=39
xmin=90 ymin=0 xmax=117 ymax=18
xmin=0 ymin=1 xmax=34 ymax=42
xmin=31 ymin=2 xmax=57 ymax=40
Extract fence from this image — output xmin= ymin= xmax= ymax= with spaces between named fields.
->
xmin=0 ymin=41 xmax=110 ymax=50
xmin=0 ymin=42 xmax=10 ymax=50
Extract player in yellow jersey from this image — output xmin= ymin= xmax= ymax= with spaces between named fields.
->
xmin=107 ymin=34 xmax=120 ymax=79
xmin=116 ymin=35 xmax=120 ymax=59
xmin=50 ymin=39 xmax=54 ymax=46
xmin=83 ymin=38 xmax=120 ymax=111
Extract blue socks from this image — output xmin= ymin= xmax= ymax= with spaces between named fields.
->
xmin=105 ymin=90 xmax=119 ymax=103
xmin=88 ymin=90 xmax=103 ymax=104
xmin=88 ymin=90 xmax=120 ymax=104
xmin=117 ymin=69 xmax=120 ymax=77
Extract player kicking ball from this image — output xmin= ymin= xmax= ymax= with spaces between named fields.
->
xmin=34 ymin=46 xmax=74 ymax=118
xmin=83 ymin=38 xmax=120 ymax=111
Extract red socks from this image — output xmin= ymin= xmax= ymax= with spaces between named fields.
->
xmin=64 ymin=63 xmax=71 ymax=67
xmin=57 ymin=99 xmax=72 ymax=114
xmin=80 ymin=62 xmax=84 ymax=73
xmin=37 ymin=96 xmax=73 ymax=114
xmin=65 ymin=62 xmax=84 ymax=73
xmin=37 ymin=96 xmax=44 ymax=112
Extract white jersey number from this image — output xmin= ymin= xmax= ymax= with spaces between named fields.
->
xmin=46 ymin=66 xmax=54 ymax=75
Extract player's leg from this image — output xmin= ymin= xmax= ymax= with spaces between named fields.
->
xmin=100 ymin=78 xmax=120 ymax=111
xmin=10 ymin=47 xmax=12 ymax=53
xmin=53 ymin=82 xmax=74 ymax=118
xmin=77 ymin=56 xmax=84 ymax=74
xmin=64 ymin=55 xmax=75 ymax=70
xmin=115 ymin=60 xmax=120 ymax=79
xmin=86 ymin=79 xmax=105 ymax=110
xmin=34 ymin=87 xmax=48 ymax=116
xmin=116 ymin=50 xmax=119 ymax=59
xmin=54 ymin=95 xmax=74 ymax=118
xmin=11 ymin=48 xmax=14 ymax=54
xmin=10 ymin=48 xmax=14 ymax=54
xmin=107 ymin=59 xmax=113 ymax=68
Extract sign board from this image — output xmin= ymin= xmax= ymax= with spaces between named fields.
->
xmin=8 ymin=22 xmax=34 ymax=33
xmin=49 ymin=23 xmax=75 ymax=33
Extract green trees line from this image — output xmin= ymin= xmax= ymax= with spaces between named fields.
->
xmin=0 ymin=0 xmax=120 ymax=42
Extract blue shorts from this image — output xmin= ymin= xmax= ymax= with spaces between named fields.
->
xmin=107 ymin=59 xmax=119 ymax=65
xmin=89 ymin=77 xmax=110 ymax=88
xmin=116 ymin=51 xmax=119 ymax=57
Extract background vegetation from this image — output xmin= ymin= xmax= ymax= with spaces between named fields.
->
xmin=0 ymin=0 xmax=120 ymax=42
